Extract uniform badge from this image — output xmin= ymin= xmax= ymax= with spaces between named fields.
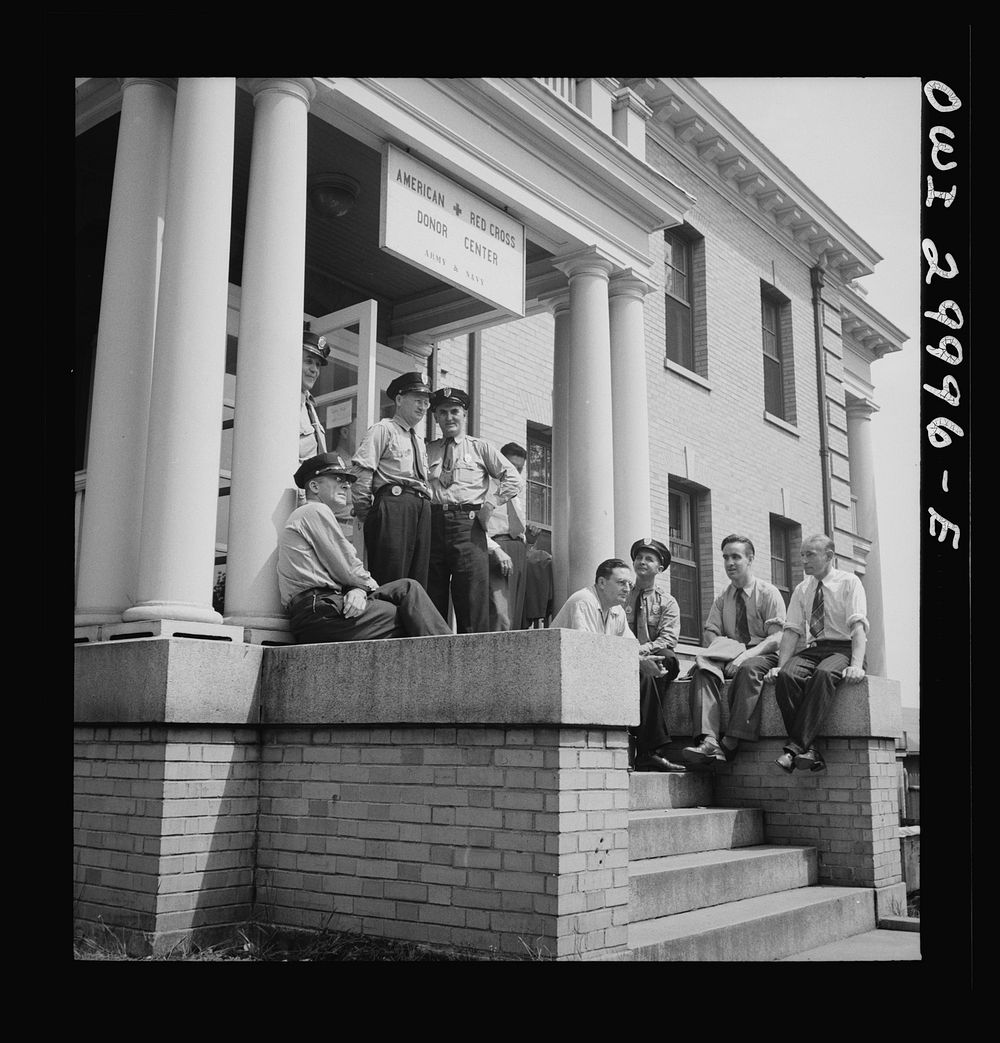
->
xmin=391 ymin=485 xmax=402 ymax=496
xmin=443 ymin=387 xmax=452 ymax=397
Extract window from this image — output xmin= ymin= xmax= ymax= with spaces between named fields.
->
xmin=526 ymin=424 xmax=552 ymax=530
xmin=663 ymin=229 xmax=694 ymax=370
xmin=769 ymin=515 xmax=802 ymax=608
xmin=761 ymin=285 xmax=795 ymax=422
xmin=668 ymin=485 xmax=702 ymax=642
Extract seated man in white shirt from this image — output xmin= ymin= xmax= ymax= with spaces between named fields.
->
xmin=551 ymin=558 xmax=686 ymax=773
xmin=277 ymin=453 xmax=452 ymax=644
xmin=765 ymin=534 xmax=868 ymax=774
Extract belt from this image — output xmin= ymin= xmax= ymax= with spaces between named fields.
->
xmin=375 ymin=483 xmax=430 ymax=501
xmin=287 ymin=586 xmax=343 ymax=611
xmin=493 ymin=533 xmax=525 ymax=542
xmin=435 ymin=502 xmax=483 ymax=513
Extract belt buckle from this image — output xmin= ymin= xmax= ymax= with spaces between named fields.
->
xmin=391 ymin=485 xmax=402 ymax=496
xmin=468 ymin=509 xmax=475 ymax=520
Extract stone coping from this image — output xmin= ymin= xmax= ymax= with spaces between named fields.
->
xmin=74 ymin=631 xmax=901 ymax=736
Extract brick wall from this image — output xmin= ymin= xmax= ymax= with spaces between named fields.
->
xmin=256 ymin=724 xmax=629 ymax=959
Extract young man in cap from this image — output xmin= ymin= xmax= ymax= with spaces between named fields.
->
xmin=766 ymin=534 xmax=868 ymax=775
xmin=426 ymin=387 xmax=520 ymax=633
xmin=680 ymin=535 xmax=786 ymax=770
xmin=277 ymin=452 xmax=451 ymax=644
xmin=551 ymin=557 xmax=686 ymax=773
xmin=486 ymin=442 xmax=528 ymax=632
xmin=351 ymin=372 xmax=433 ymax=588
xmin=625 ymin=539 xmax=686 ymax=772
xmin=299 ymin=330 xmax=331 ymax=463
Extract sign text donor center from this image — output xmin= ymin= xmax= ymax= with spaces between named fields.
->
xmin=380 ymin=144 xmax=526 ymax=316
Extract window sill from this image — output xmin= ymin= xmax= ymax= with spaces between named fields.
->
xmin=763 ymin=411 xmax=799 ymax=437
xmin=664 ymin=358 xmax=711 ymax=391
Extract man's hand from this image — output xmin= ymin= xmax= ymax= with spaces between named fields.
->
xmin=842 ymin=664 xmax=866 ymax=682
xmin=490 ymin=544 xmax=513 ymax=577
xmin=765 ymin=666 xmax=782 ymax=682
xmin=729 ymin=649 xmax=749 ymax=670
xmin=639 ymin=655 xmax=667 ymax=678
xmin=342 ymin=588 xmax=369 ymax=619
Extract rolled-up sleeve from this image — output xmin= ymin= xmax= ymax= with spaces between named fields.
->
xmin=783 ymin=585 xmax=806 ymax=635
xmin=704 ymin=594 xmax=725 ymax=639
xmin=760 ymin=585 xmax=787 ymax=634
xmin=845 ymin=575 xmax=869 ymax=633
xmin=482 ymin=443 xmax=520 ymax=506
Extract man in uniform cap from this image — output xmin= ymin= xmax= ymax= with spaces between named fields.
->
xmin=351 ymin=371 xmax=433 ymax=588
xmin=551 ymin=557 xmax=686 ymax=772
xmin=426 ymin=387 xmax=520 ymax=633
xmin=680 ymin=535 xmax=786 ymax=770
xmin=624 ymin=538 xmax=686 ymax=771
xmin=300 ymin=330 xmax=331 ymax=464
xmin=277 ymin=452 xmax=451 ymax=643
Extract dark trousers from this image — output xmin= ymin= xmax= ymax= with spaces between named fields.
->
xmin=288 ymin=579 xmax=451 ymax=644
xmin=774 ymin=640 xmax=853 ymax=753
xmin=631 ymin=651 xmax=680 ymax=755
xmin=363 ymin=491 xmax=431 ymax=588
xmin=428 ymin=508 xmax=489 ymax=633
xmin=689 ymin=652 xmax=779 ymax=743
xmin=488 ymin=535 xmax=527 ymax=631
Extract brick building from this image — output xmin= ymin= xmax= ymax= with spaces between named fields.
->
xmin=74 ymin=77 xmax=910 ymax=959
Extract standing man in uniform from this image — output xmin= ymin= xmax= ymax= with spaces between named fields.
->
xmin=766 ymin=534 xmax=868 ymax=774
xmin=680 ymin=535 xmax=786 ymax=770
xmin=426 ymin=387 xmax=520 ymax=633
xmin=625 ymin=539 xmax=686 ymax=772
xmin=299 ymin=329 xmax=330 ymax=463
xmin=552 ymin=557 xmax=686 ymax=772
xmin=351 ymin=372 xmax=433 ymax=588
xmin=486 ymin=441 xmax=528 ymax=632
xmin=277 ymin=452 xmax=451 ymax=644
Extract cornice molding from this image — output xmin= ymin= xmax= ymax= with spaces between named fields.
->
xmin=840 ymin=289 xmax=909 ymax=359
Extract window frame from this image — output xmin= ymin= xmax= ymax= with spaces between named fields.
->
xmin=663 ymin=228 xmax=695 ymax=372
xmin=525 ymin=422 xmax=553 ymax=532
xmin=668 ymin=484 xmax=703 ymax=644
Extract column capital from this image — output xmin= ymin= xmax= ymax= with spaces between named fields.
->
xmin=551 ymin=246 xmax=617 ymax=281
xmin=608 ymin=268 xmax=657 ymax=300
xmin=537 ymin=289 xmax=571 ymax=316
xmin=244 ymin=77 xmax=317 ymax=108
xmin=120 ymin=77 xmax=177 ymax=92
xmin=846 ymin=397 xmax=879 ymax=421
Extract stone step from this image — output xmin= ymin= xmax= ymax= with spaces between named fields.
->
xmin=602 ymin=885 xmax=876 ymax=961
xmin=629 ymin=806 xmax=764 ymax=860
xmin=629 ymin=769 xmax=713 ymax=811
xmin=629 ymin=844 xmax=816 ymax=922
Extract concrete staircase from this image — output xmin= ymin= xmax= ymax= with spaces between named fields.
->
xmin=603 ymin=772 xmax=877 ymax=961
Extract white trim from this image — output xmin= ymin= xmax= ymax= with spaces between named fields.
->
xmin=664 ymin=358 xmax=711 ymax=390
xmin=763 ymin=411 xmax=799 ymax=437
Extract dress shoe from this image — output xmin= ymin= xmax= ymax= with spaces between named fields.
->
xmin=680 ymin=736 xmax=725 ymax=769
xmin=718 ymin=738 xmax=740 ymax=762
xmin=793 ymin=747 xmax=827 ymax=772
xmin=634 ymin=753 xmax=687 ymax=773
xmin=775 ymin=750 xmax=795 ymax=774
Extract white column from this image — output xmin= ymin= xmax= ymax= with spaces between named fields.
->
xmin=75 ymin=78 xmax=176 ymax=624
xmin=122 ymin=78 xmax=236 ymax=625
xmin=609 ymin=270 xmax=654 ymax=558
xmin=223 ymin=78 xmax=316 ymax=629
xmin=548 ymin=293 xmax=571 ymax=611
xmin=846 ymin=399 xmax=887 ymax=676
xmin=553 ymin=249 xmax=617 ymax=597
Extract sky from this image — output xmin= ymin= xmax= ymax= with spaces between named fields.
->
xmin=697 ymin=77 xmax=922 ymax=708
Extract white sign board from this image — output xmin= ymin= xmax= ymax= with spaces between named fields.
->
xmin=325 ymin=399 xmax=354 ymax=430
xmin=380 ymin=144 xmax=525 ymax=317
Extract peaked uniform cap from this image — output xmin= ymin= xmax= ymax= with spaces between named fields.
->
xmin=630 ymin=537 xmax=671 ymax=568
xmin=294 ymin=452 xmax=356 ymax=489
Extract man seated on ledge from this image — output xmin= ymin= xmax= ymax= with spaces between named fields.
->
xmin=551 ymin=557 xmax=686 ymax=773
xmin=765 ymin=533 xmax=868 ymax=774
xmin=277 ymin=452 xmax=452 ymax=644
xmin=680 ymin=534 xmax=785 ymax=770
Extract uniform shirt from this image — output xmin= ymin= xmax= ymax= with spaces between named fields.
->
xmin=486 ymin=473 xmax=526 ymax=539
xmin=299 ymin=393 xmax=327 ymax=463
xmin=426 ymin=434 xmax=520 ymax=508
xmin=551 ymin=586 xmax=630 ymax=637
xmin=704 ymin=577 xmax=786 ymax=647
xmin=277 ymin=500 xmax=378 ymax=607
xmin=350 ymin=415 xmax=430 ymax=521
xmin=783 ymin=567 xmax=869 ymax=645
xmin=624 ymin=578 xmax=681 ymax=655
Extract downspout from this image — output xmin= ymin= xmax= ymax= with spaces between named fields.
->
xmin=810 ymin=264 xmax=835 ymax=538
xmin=426 ymin=342 xmax=438 ymax=442
xmin=467 ymin=331 xmax=482 ymax=438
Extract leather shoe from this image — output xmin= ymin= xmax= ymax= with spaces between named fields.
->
xmin=680 ymin=737 xmax=725 ymax=769
xmin=775 ymin=751 xmax=795 ymax=774
xmin=634 ymin=753 xmax=687 ymax=773
xmin=793 ymin=747 xmax=827 ymax=772
xmin=718 ymin=738 xmax=740 ymax=762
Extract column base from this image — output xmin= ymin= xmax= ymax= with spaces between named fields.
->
xmin=75 ymin=610 xmax=126 ymax=626
xmin=102 ymin=618 xmax=244 ymax=642
xmin=122 ymin=601 xmax=223 ymax=625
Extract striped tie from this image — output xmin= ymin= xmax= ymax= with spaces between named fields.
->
xmin=809 ymin=582 xmax=825 ymax=640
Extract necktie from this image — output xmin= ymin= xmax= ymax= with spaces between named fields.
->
xmin=306 ymin=397 xmax=324 ymax=452
xmin=410 ymin=428 xmax=425 ymax=480
xmin=809 ymin=581 xmax=825 ymax=640
xmin=735 ymin=588 xmax=751 ymax=645
xmin=507 ymin=496 xmax=525 ymax=539
xmin=439 ymin=438 xmax=455 ymax=488
xmin=629 ymin=592 xmax=641 ymax=638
